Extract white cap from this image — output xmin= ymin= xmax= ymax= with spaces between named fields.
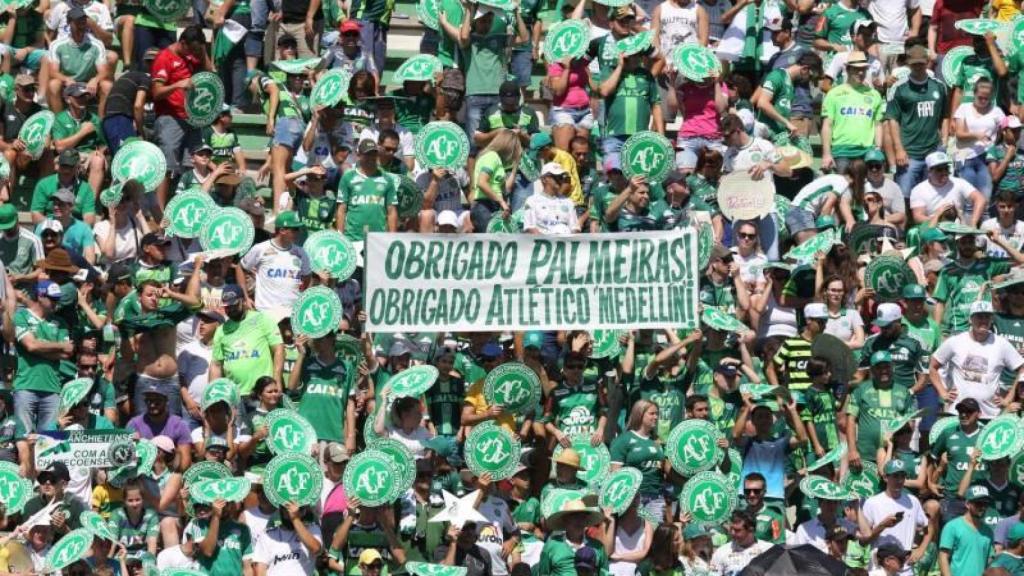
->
xmin=736 ymin=109 xmax=756 ymax=133
xmin=541 ymin=162 xmax=567 ymax=177
xmin=970 ymin=300 xmax=995 ymax=316
xmin=766 ymin=324 xmax=798 ymax=338
xmin=804 ymin=302 xmax=829 ymax=320
xmin=436 ymin=210 xmax=460 ymax=229
xmin=473 ymin=5 xmax=494 ymax=20
xmin=1003 ymin=115 xmax=1023 ymax=130
xmin=40 ymin=219 xmax=64 ymax=234
xmin=873 ymin=302 xmax=903 ymax=327
xmin=926 ymin=151 xmax=951 ymax=169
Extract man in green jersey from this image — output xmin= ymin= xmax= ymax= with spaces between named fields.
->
xmin=887 ymin=44 xmax=950 ymax=197
xmin=598 ymin=41 xmax=664 ymax=170
xmin=932 ymin=399 xmax=987 ymax=523
xmin=939 ymin=485 xmax=995 ymax=576
xmin=901 ymin=284 xmax=943 ymax=445
xmin=991 ymin=523 xmax=1024 ymax=573
xmin=846 ymin=352 xmax=916 ymax=470
xmin=182 ymin=499 xmax=254 ymax=576
xmin=857 ymin=303 xmax=927 ymax=392
xmin=741 ymin=472 xmax=786 ymax=544
xmin=820 ymin=51 xmax=883 ymax=173
xmin=209 ymin=284 xmax=284 ymax=395
xmin=933 ymin=229 xmax=1023 ymax=334
xmin=951 ymin=32 xmax=1008 ymax=111
xmin=813 ymin=0 xmax=870 ymax=53
xmin=336 ymin=139 xmax=398 ymax=242
xmin=11 ymin=280 xmax=71 ymax=433
xmin=754 ymin=52 xmax=822 ymax=151
xmin=50 ymin=83 xmax=106 ymax=196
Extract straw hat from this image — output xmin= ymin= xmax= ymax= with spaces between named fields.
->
xmin=546 ymin=499 xmax=605 ymax=531
xmin=553 ymin=448 xmax=587 ymax=470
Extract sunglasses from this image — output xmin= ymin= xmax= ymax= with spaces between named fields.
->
xmin=738 ymin=232 xmax=757 ymax=240
xmin=867 ymin=163 xmax=884 ymax=170
xmin=744 ymin=487 xmax=764 ymax=494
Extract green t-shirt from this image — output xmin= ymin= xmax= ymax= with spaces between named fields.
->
xmin=13 ymin=307 xmax=65 ymax=394
xmin=353 ymin=0 xmax=394 ymax=25
xmin=296 ymin=355 xmax=354 ymax=443
xmin=857 ymin=332 xmax=926 ymax=390
xmin=0 ymin=230 xmax=42 ymax=275
xmin=49 ymin=36 xmax=105 ymax=82
xmin=183 ymin=518 xmax=253 ymax=576
xmin=632 ymin=372 xmax=687 ymax=440
xmin=822 ymin=82 xmax=883 ymax=158
xmin=1010 ymin=51 xmax=1024 ymax=105
xmin=749 ymin=503 xmax=786 ymax=544
xmin=955 ymin=55 xmax=998 ymax=106
xmin=885 ymin=77 xmax=947 ymax=160
xmin=294 ymin=192 xmax=338 ymax=238
xmin=390 ymin=89 xmax=435 ymax=135
xmin=51 ymin=109 xmax=106 ymax=153
xmin=426 ymin=377 xmax=466 ymax=437
xmin=211 ymin=310 xmax=284 ymax=395
xmin=29 ymin=175 xmax=96 ymax=220
xmin=938 ymin=516 xmax=993 ymax=576
xmin=815 ymin=3 xmax=870 ymax=48
xmin=548 ymin=380 xmax=602 ymax=438
xmin=995 ymin=313 xmax=1024 ymax=385
xmin=201 ymin=126 xmax=240 ymax=164
xmin=110 ymin=507 xmax=159 ymax=556
xmin=477 ymin=106 xmax=539 ymax=136
xmin=845 ymin=383 xmax=915 ymax=461
xmin=991 ymin=552 xmax=1024 ymax=576
xmin=537 ymin=535 xmax=609 ymax=576
xmin=903 ymin=315 xmax=941 ymax=359
xmin=463 ymin=19 xmax=510 ymax=97
xmin=609 ymin=429 xmax=665 ymax=496
xmin=804 ymin=386 xmax=841 ymax=454
xmin=472 ymin=150 xmax=507 ymax=203
xmin=931 ymin=424 xmax=987 ymax=494
xmin=933 ymin=259 xmax=1010 ymax=333
xmin=605 ymin=70 xmax=661 ymax=137
xmin=436 ymin=0 xmax=463 ymax=68
xmin=759 ymin=68 xmax=794 ymax=135
xmin=338 ymin=168 xmax=398 ymax=242
xmin=986 ymin=145 xmax=1024 ymax=195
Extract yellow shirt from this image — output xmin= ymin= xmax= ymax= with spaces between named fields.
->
xmin=992 ymin=0 xmax=1020 ymax=21
xmin=551 ymin=149 xmax=584 ymax=207
xmin=465 ymin=379 xmax=516 ymax=432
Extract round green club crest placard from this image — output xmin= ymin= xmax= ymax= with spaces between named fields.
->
xmin=112 ymin=140 xmax=166 ymax=193
xmin=200 ymin=207 xmax=255 ymax=255
xmin=160 ymin=569 xmax=208 ymax=576
xmin=865 ymin=254 xmax=913 ymax=302
xmin=544 ymin=19 xmax=590 ymax=63
xmin=0 ymin=462 xmax=30 ymax=514
xmin=166 ymin=190 xmax=216 ymax=238
xmin=621 ymin=131 xmax=673 ymax=182
xmin=701 ymin=306 xmax=747 ymax=333
xmin=406 ymin=563 xmax=469 ymax=576
xmin=19 ymin=110 xmax=54 ymax=160
xmin=394 ymin=54 xmax=443 ymax=83
xmin=483 ymin=362 xmax=541 ymax=415
xmin=386 ymin=365 xmax=440 ymax=398
xmin=942 ymin=46 xmax=974 ymax=85
xmin=415 ymin=121 xmax=470 ymax=171
xmin=185 ymin=72 xmax=225 ymax=128
xmin=697 ymin=222 xmax=714 ymax=270
xmin=553 ymin=436 xmax=611 ymax=486
xmin=191 ymin=477 xmax=252 ymax=504
xmin=344 ymin=449 xmax=399 ymax=507
xmin=144 ymin=0 xmax=189 ymax=20
xmin=667 ymin=419 xmax=725 ymax=476
xmin=955 ymin=18 xmax=1005 ymax=35
xmin=679 ymin=472 xmax=736 ymax=524
xmin=615 ymin=31 xmax=652 ymax=57
xmin=292 ymin=286 xmax=343 ymax=339
xmin=183 ymin=461 xmax=233 ymax=487
xmin=305 ymin=231 xmax=358 ymax=280
xmin=598 ymin=467 xmax=642 ymax=513
xmin=726 ymin=448 xmax=742 ymax=490
xmin=135 ymin=439 xmax=158 ymax=476
xmin=977 ymin=415 xmax=1023 ymax=460
xmin=843 ymin=465 xmax=880 ymax=499
xmin=45 ymin=529 xmax=93 ymax=571
xmin=311 ymin=69 xmax=352 ymax=108
xmin=465 ymin=421 xmax=522 ymax=480
xmin=80 ymin=511 xmax=117 ymax=542
xmin=100 ymin=181 xmax=125 ymax=209
xmin=202 ymin=378 xmax=241 ymax=411
xmin=272 ymin=57 xmax=323 ymax=75
xmin=264 ymin=453 xmax=322 ymax=507
xmin=416 ymin=0 xmax=441 ymax=30
xmin=929 ymin=416 xmax=960 ymax=447
xmin=368 ymin=438 xmax=416 ymax=501
xmin=60 ymin=377 xmax=93 ymax=412
xmin=265 ymin=409 xmax=317 ymax=456
xmin=590 ymin=329 xmax=622 ymax=359
xmin=799 ymin=476 xmax=851 ymax=501
xmin=673 ymin=44 xmax=721 ymax=82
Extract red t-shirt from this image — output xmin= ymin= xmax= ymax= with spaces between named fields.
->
xmin=150 ymin=45 xmax=200 ymax=120
xmin=932 ymin=0 xmax=983 ymax=54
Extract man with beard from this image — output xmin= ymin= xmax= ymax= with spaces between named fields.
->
xmin=857 ymin=303 xmax=927 ymax=392
xmin=116 ymin=255 xmax=203 ymax=417
xmin=847 ymin=352 xmax=916 ymax=471
xmin=208 ymin=284 xmax=284 ymax=395
xmin=939 ymin=485 xmax=996 ymax=576
xmin=933 ymin=229 xmax=1024 ymax=334
xmin=754 ymin=52 xmax=822 ymax=151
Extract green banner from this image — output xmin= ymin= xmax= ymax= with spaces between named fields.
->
xmin=365 ymin=231 xmax=700 ymax=332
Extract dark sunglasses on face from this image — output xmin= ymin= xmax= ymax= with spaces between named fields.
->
xmin=744 ymin=487 xmax=764 ymax=494
xmin=868 ymin=163 xmax=884 ymax=170
xmin=738 ymin=232 xmax=757 ymax=240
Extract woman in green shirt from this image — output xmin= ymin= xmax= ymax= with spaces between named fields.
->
xmin=237 ymin=376 xmax=284 ymax=468
xmin=609 ymin=400 xmax=667 ymax=521
xmin=470 ymin=130 xmax=522 ymax=232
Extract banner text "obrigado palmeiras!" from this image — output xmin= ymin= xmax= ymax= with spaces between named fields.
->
xmin=365 ymin=231 xmax=700 ymax=332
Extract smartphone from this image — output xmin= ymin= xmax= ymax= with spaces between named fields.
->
xmin=894 ymin=512 xmax=904 ymax=521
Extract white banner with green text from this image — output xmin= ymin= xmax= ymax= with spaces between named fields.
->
xmin=364 ymin=231 xmax=700 ymax=332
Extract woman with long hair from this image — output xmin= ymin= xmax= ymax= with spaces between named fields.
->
xmin=750 ymin=262 xmax=799 ymax=340
xmin=819 ymin=274 xmax=866 ymax=349
xmin=375 ymin=390 xmax=434 ymax=459
xmin=237 ymin=376 xmax=284 ymax=468
xmin=815 ymin=242 xmax=861 ymax=306
xmin=732 ymin=220 xmax=767 ymax=293
xmin=837 ymin=159 xmax=869 ymax=232
xmin=470 ymin=129 xmax=523 ymax=232
xmin=610 ymin=400 xmax=667 ymax=520
xmin=640 ymin=523 xmax=685 ymax=575
xmin=954 ymin=78 xmax=1003 ymax=208
xmin=604 ymin=495 xmax=655 ymax=576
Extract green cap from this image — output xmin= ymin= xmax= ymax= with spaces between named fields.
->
xmin=523 ymin=331 xmax=544 ymax=349
xmin=920 ymin=227 xmax=948 ymax=243
xmin=870 ymin=351 xmax=893 ymax=366
xmin=901 ymin=284 xmax=927 ymax=300
xmin=275 ymin=210 xmax=303 ymax=230
xmin=1009 ymin=523 xmax=1024 ymax=543
xmin=683 ymin=523 xmax=709 ymax=540
xmin=529 ymin=132 xmax=553 ymax=152
xmin=0 ymin=204 xmax=16 ymax=231
xmin=864 ymin=149 xmax=885 ymax=163
xmin=966 ymin=485 xmax=992 ymax=502
xmin=883 ymin=459 xmax=907 ymax=475
xmin=815 ymin=215 xmax=837 ymax=230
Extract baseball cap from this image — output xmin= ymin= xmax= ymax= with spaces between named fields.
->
xmin=876 ymin=543 xmax=908 ymax=561
xmin=804 ymin=302 xmax=829 ymax=320
xmin=141 ymin=232 xmax=171 ymax=247
xmin=357 ymin=139 xmax=379 ymax=154
xmin=39 ymin=219 xmax=63 ymax=235
xmin=956 ymin=398 xmax=981 ymax=413
xmin=883 ymin=459 xmax=907 ymax=475
xmin=846 ymin=50 xmax=870 ymax=68
xmin=902 ymin=284 xmax=927 ymax=300
xmin=663 ymin=171 xmax=687 ymax=188
xmin=52 ymin=187 xmax=76 ymax=205
xmin=870 ymin=351 xmax=893 ymax=366
xmin=327 ymin=443 xmax=351 ymax=463
xmin=388 ymin=339 xmax=415 ymax=357
xmin=436 ymin=210 xmax=460 ymax=229
xmin=966 ymin=485 xmax=992 ymax=502
xmin=0 ymin=204 xmax=15 ymax=232
xmin=14 ymin=73 xmax=35 ymax=87
xmin=764 ymin=16 xmax=784 ymax=32
xmin=864 ymin=149 xmax=885 ymax=164
xmin=920 ymin=227 xmax=947 ymax=243
xmin=1008 ymin=522 xmax=1024 ymax=543
xmin=849 ymin=19 xmax=876 ymax=36
xmin=530 ymin=132 xmax=553 ymax=152
xmin=197 ymin=309 xmax=225 ymax=324
xmin=1003 ymin=115 xmax=1024 ymax=130
xmin=62 ymin=82 xmax=88 ymax=99
xmin=970 ymin=300 xmax=995 ymax=316
xmin=873 ymin=303 xmax=903 ymax=327
xmin=541 ymin=162 xmax=567 ymax=177
xmin=221 ymin=284 xmax=244 ymax=307
xmin=191 ymin=144 xmax=214 ymax=156
xmin=499 ymin=81 xmax=519 ymax=99
xmin=139 ymin=379 xmax=170 ymax=399
xmin=275 ymin=210 xmax=303 ymax=230
xmin=523 ymin=331 xmax=544 ymax=349
xmin=710 ymin=244 xmax=731 ymax=261
xmin=36 ymin=280 xmax=62 ymax=299
xmin=151 ymin=435 xmax=175 ymax=453
xmin=926 ymin=151 xmax=951 ymax=169
xmin=825 ymin=525 xmax=852 ymax=541
xmin=358 ymin=550 xmax=383 ymax=566
xmin=906 ymin=44 xmax=929 ymax=65
xmin=66 ymin=4 xmax=86 ymax=19
xmin=38 ymin=462 xmax=70 ymax=483
xmin=612 ymin=5 xmax=635 ymax=19
xmin=574 ymin=547 xmax=598 ymax=571
xmin=423 ymin=435 xmax=459 ymax=459
xmin=339 ymin=19 xmax=361 ymax=33
xmin=480 ymin=342 xmax=503 ymax=359
xmin=57 ymin=149 xmax=80 ymax=167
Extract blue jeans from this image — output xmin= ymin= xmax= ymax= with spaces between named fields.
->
xmin=895 ymin=157 xmax=929 ymax=198
xmin=102 ymin=115 xmax=137 ymax=156
xmin=601 ymin=134 xmax=628 ymax=171
xmin=465 ymin=94 xmax=500 ymax=152
xmin=509 ymin=48 xmax=532 ymax=87
xmin=470 ymin=199 xmax=501 ymax=232
xmin=133 ymin=25 xmax=175 ymax=72
xmin=357 ymin=19 xmax=388 ymax=79
xmin=956 ymin=154 xmax=992 ymax=218
xmin=511 ymin=173 xmax=535 ymax=211
xmin=14 ymin=390 xmax=59 ymax=434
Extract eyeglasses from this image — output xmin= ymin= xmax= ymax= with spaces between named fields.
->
xmin=381 ymin=146 xmax=398 ymax=154
xmin=867 ymin=163 xmax=884 ymax=171
xmin=738 ymin=232 xmax=757 ymax=240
